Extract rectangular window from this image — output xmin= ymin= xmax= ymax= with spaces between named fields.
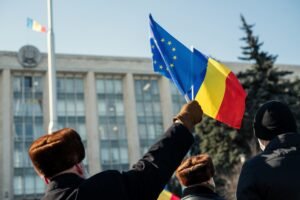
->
xmin=56 ymin=75 xmax=88 ymax=164
xmin=134 ymin=76 xmax=163 ymax=155
xmin=13 ymin=74 xmax=45 ymax=199
xmin=96 ymin=75 xmax=129 ymax=171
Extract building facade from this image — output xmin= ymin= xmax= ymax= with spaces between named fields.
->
xmin=0 ymin=48 xmax=299 ymax=200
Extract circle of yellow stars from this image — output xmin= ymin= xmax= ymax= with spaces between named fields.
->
xmin=159 ymin=37 xmax=177 ymax=68
xmin=151 ymin=37 xmax=178 ymax=72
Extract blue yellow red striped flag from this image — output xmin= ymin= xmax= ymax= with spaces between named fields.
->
xmin=27 ymin=18 xmax=47 ymax=33
xmin=192 ymin=48 xmax=246 ymax=128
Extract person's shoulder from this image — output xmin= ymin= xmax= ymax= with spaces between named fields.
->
xmin=241 ymin=153 xmax=267 ymax=172
xmin=244 ymin=153 xmax=264 ymax=164
xmin=76 ymin=170 xmax=127 ymax=199
xmin=80 ymin=170 xmax=124 ymax=187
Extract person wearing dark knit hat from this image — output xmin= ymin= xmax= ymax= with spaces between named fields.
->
xmin=237 ymin=100 xmax=300 ymax=200
xmin=28 ymin=101 xmax=203 ymax=200
xmin=176 ymin=154 xmax=224 ymax=200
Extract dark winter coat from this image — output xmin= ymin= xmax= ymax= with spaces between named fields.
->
xmin=237 ymin=132 xmax=300 ymax=200
xmin=42 ymin=123 xmax=194 ymax=200
xmin=181 ymin=185 xmax=224 ymax=200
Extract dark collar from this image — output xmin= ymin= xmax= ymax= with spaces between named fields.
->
xmin=182 ymin=184 xmax=218 ymax=197
xmin=47 ymin=173 xmax=85 ymax=192
xmin=265 ymin=132 xmax=300 ymax=151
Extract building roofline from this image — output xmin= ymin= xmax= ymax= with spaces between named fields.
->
xmin=0 ymin=50 xmax=299 ymax=68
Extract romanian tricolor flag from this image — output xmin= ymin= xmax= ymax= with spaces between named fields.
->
xmin=27 ymin=18 xmax=47 ymax=33
xmin=149 ymin=14 xmax=246 ymax=129
xmin=192 ymin=49 xmax=246 ymax=128
xmin=158 ymin=190 xmax=180 ymax=200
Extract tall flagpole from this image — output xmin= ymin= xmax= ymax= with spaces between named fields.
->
xmin=47 ymin=0 xmax=58 ymax=133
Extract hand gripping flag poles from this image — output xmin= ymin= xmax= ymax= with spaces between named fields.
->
xmin=149 ymin=14 xmax=247 ymax=129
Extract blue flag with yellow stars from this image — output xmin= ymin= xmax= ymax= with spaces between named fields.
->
xmin=149 ymin=14 xmax=194 ymax=99
xmin=150 ymin=38 xmax=172 ymax=79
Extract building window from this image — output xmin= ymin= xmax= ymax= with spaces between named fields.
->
xmin=56 ymin=75 xmax=88 ymax=166
xmin=134 ymin=76 xmax=163 ymax=155
xmin=96 ymin=75 xmax=129 ymax=171
xmin=170 ymin=83 xmax=186 ymax=115
xmin=13 ymin=74 xmax=45 ymax=199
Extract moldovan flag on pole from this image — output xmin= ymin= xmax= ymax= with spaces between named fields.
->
xmin=158 ymin=190 xmax=180 ymax=200
xmin=192 ymin=48 xmax=247 ymax=129
xmin=27 ymin=18 xmax=47 ymax=33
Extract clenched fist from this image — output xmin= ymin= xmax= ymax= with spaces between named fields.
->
xmin=173 ymin=100 xmax=203 ymax=132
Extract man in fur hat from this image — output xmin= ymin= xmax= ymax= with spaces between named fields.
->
xmin=176 ymin=154 xmax=224 ymax=200
xmin=237 ymin=100 xmax=300 ymax=200
xmin=29 ymin=101 xmax=203 ymax=200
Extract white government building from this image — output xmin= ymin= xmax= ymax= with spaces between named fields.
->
xmin=0 ymin=45 xmax=299 ymax=200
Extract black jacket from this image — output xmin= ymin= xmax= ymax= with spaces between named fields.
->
xmin=237 ymin=132 xmax=300 ymax=200
xmin=181 ymin=185 xmax=224 ymax=200
xmin=42 ymin=123 xmax=194 ymax=200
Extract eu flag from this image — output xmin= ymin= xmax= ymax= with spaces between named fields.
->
xmin=149 ymin=14 xmax=194 ymax=100
xmin=150 ymin=38 xmax=171 ymax=80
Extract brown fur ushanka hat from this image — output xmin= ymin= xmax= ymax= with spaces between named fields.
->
xmin=28 ymin=128 xmax=85 ymax=178
xmin=176 ymin=154 xmax=215 ymax=186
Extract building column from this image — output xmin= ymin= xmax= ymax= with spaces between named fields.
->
xmin=84 ymin=71 xmax=101 ymax=174
xmin=159 ymin=78 xmax=173 ymax=131
xmin=0 ymin=69 xmax=13 ymax=200
xmin=43 ymin=72 xmax=50 ymax=132
xmin=123 ymin=73 xmax=140 ymax=166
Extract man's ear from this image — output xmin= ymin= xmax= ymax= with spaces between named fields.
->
xmin=75 ymin=163 xmax=84 ymax=176
xmin=41 ymin=176 xmax=50 ymax=184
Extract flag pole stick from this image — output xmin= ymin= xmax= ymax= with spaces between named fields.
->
xmin=190 ymin=46 xmax=194 ymax=100
xmin=47 ymin=0 xmax=58 ymax=134
xmin=184 ymin=94 xmax=190 ymax=102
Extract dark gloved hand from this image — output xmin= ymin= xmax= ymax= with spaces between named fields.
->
xmin=173 ymin=100 xmax=203 ymax=132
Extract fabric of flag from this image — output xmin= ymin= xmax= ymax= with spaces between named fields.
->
xmin=192 ymin=48 xmax=247 ymax=129
xmin=157 ymin=190 xmax=180 ymax=200
xmin=149 ymin=14 xmax=194 ymax=97
xmin=149 ymin=14 xmax=246 ymax=129
xmin=27 ymin=18 xmax=47 ymax=33
xmin=150 ymin=38 xmax=171 ymax=79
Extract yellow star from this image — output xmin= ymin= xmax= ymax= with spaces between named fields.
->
xmin=161 ymin=38 xmax=165 ymax=42
xmin=173 ymin=56 xmax=177 ymax=60
xmin=168 ymin=41 xmax=172 ymax=45
xmin=159 ymin=65 xmax=163 ymax=69
xmin=170 ymin=63 xmax=174 ymax=67
xmin=172 ymin=48 xmax=176 ymax=52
